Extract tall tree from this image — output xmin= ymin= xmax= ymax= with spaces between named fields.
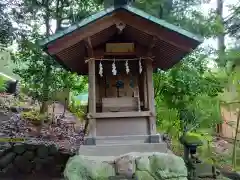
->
xmin=13 ymin=0 xmax=98 ymax=113
xmin=216 ymin=0 xmax=226 ymax=67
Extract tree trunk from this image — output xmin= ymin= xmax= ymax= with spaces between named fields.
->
xmin=232 ymin=110 xmax=240 ymax=169
xmin=216 ymin=0 xmax=225 ymax=67
xmin=40 ymin=0 xmax=51 ymax=114
xmin=39 ymin=0 xmax=66 ymax=114
xmin=40 ymin=62 xmax=51 ymax=114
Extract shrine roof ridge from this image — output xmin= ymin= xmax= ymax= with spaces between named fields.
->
xmin=38 ymin=5 xmax=203 ymax=48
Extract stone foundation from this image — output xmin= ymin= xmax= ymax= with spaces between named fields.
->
xmin=0 ymin=141 xmax=73 ymax=179
xmin=84 ymin=134 xmax=162 ymax=145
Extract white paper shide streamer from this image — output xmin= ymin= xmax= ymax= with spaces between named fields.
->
xmin=99 ymin=61 xmax=103 ymax=77
xmin=125 ymin=60 xmax=130 ymax=74
xmin=112 ymin=60 xmax=117 ymax=75
xmin=139 ymin=59 xmax=142 ymax=74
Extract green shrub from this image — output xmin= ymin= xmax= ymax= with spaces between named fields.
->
xmin=68 ymin=97 xmax=87 ymax=120
xmin=180 ymin=132 xmax=204 ymax=145
xmin=21 ymin=110 xmax=48 ymax=125
xmin=0 ymin=76 xmax=6 ymax=93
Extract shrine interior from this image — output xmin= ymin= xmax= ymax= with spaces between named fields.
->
xmin=95 ymin=58 xmax=147 ymax=113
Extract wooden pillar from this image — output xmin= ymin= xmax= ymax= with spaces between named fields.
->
xmin=143 ymin=70 xmax=148 ymax=110
xmin=88 ymin=59 xmax=96 ymax=140
xmin=145 ymin=59 xmax=156 ymax=135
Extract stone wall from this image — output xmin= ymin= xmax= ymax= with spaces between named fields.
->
xmin=0 ymin=141 xmax=73 ymax=179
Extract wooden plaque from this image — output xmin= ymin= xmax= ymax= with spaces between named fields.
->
xmin=106 ymin=43 xmax=134 ymax=53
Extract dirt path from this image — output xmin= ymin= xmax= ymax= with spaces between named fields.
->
xmin=48 ymin=102 xmax=84 ymax=132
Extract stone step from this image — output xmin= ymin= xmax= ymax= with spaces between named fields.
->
xmin=78 ymin=143 xmax=169 ymax=156
xmin=87 ymin=134 xmax=162 ymax=145
xmin=96 ymin=139 xmax=144 ymax=145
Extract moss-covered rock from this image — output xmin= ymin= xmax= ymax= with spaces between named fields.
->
xmin=37 ymin=145 xmax=49 ymax=158
xmin=1 ymin=162 xmax=18 ymax=175
xmin=13 ymin=144 xmax=26 ymax=154
xmin=25 ymin=143 xmax=38 ymax=151
xmin=22 ymin=151 xmax=35 ymax=160
xmin=64 ymin=156 xmax=115 ymax=179
xmin=0 ymin=149 xmax=6 ymax=157
xmin=64 ymin=152 xmax=188 ymax=180
xmin=0 ymin=152 xmax=16 ymax=168
xmin=149 ymin=153 xmax=187 ymax=179
xmin=48 ymin=144 xmax=58 ymax=155
xmin=135 ymin=170 xmax=155 ymax=180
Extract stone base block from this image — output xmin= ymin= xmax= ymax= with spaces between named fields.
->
xmin=79 ymin=143 xmax=169 ymax=156
xmin=84 ymin=134 xmax=161 ymax=145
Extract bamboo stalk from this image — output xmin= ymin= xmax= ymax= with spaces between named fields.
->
xmin=232 ymin=109 xmax=240 ymax=169
xmin=220 ymin=101 xmax=240 ymax=105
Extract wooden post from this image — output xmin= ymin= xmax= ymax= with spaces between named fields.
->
xmin=88 ymin=59 xmax=96 ymax=141
xmin=145 ymin=59 xmax=156 ymax=135
xmin=143 ymin=70 xmax=148 ymax=110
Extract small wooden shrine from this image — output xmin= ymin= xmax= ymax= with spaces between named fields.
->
xmin=39 ymin=2 xmax=203 ymax=146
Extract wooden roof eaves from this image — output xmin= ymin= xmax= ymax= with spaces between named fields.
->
xmin=38 ymin=5 xmax=203 ymax=49
xmin=44 ymin=49 xmax=72 ymax=72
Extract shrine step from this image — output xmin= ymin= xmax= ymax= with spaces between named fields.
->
xmin=86 ymin=134 xmax=162 ymax=145
xmin=78 ymin=143 xmax=169 ymax=156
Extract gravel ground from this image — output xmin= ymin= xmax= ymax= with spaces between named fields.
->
xmin=0 ymin=108 xmax=85 ymax=154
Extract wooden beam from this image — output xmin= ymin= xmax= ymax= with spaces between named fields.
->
xmin=84 ymin=37 xmax=94 ymax=57
xmin=91 ymin=111 xmax=151 ymax=119
xmin=115 ymin=12 xmax=192 ymax=52
xmin=47 ymin=16 xmax=115 ymax=55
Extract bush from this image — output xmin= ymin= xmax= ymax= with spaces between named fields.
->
xmin=180 ymin=132 xmax=204 ymax=145
xmin=21 ymin=110 xmax=48 ymax=125
xmin=68 ymin=97 xmax=87 ymax=120
xmin=0 ymin=76 xmax=6 ymax=93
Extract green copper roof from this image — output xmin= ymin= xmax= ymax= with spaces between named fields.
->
xmin=39 ymin=5 xmax=203 ymax=47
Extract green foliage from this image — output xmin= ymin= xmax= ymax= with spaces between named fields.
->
xmin=0 ymin=76 xmax=6 ymax=93
xmin=155 ymin=98 xmax=180 ymax=137
xmin=0 ymin=1 xmax=14 ymax=45
xmin=154 ymin=48 xmax=224 ymax=135
xmin=134 ymin=0 xmax=221 ymax=38
xmin=68 ymin=97 xmax=87 ymax=120
xmin=188 ymin=95 xmax=222 ymax=129
xmin=12 ymin=25 xmax=88 ymax=111
xmin=225 ymin=4 xmax=240 ymax=39
xmin=181 ymin=132 xmax=203 ymax=145
xmin=21 ymin=110 xmax=48 ymax=125
xmin=9 ymin=0 xmax=96 ymax=113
